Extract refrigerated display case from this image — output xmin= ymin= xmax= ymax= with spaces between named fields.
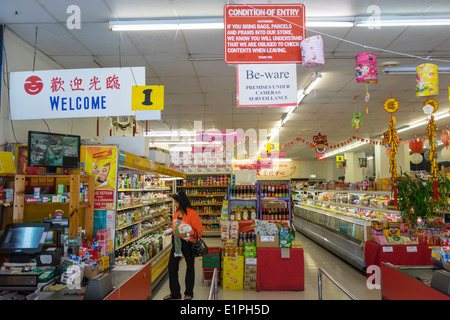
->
xmin=293 ymin=189 xmax=402 ymax=270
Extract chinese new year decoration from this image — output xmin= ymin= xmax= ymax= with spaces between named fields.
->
xmin=352 ymin=113 xmax=362 ymax=133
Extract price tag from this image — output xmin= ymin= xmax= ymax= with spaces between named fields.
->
xmin=382 ymin=246 xmax=393 ymax=253
xmin=407 ymin=246 xmax=418 ymax=253
xmin=260 ymin=236 xmax=275 ymax=242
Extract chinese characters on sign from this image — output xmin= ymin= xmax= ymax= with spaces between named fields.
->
xmin=10 ymin=67 xmax=145 ymax=120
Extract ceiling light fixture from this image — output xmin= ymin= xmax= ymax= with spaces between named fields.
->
xmin=304 ymin=72 xmax=322 ymax=95
xmin=109 ymin=15 xmax=450 ymax=32
xmin=397 ymin=111 xmax=450 ymax=133
xmin=383 ymin=66 xmax=450 ymax=75
xmin=324 ymin=141 xmax=369 ymax=158
xmin=145 ymin=131 xmax=197 ymax=137
xmin=109 ymin=18 xmax=224 ymax=31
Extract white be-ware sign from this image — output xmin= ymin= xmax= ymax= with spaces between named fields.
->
xmin=9 ymin=67 xmax=145 ymax=120
xmin=237 ymin=64 xmax=297 ymax=107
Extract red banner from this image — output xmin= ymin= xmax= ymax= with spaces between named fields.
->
xmin=224 ymin=4 xmax=305 ymax=64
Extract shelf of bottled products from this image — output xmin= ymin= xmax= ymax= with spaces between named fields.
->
xmin=176 ymin=175 xmax=230 ymax=235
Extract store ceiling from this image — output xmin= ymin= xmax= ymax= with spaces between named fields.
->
xmin=1 ymin=0 xmax=450 ymax=159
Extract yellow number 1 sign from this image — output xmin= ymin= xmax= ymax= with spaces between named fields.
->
xmin=132 ymin=85 xmax=164 ymax=111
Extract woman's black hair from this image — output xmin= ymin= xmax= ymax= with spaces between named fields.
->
xmin=171 ymin=190 xmax=192 ymax=215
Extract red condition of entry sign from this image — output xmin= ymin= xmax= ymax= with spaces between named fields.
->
xmin=224 ymin=4 xmax=305 ymax=64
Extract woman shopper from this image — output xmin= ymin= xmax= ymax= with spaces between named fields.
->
xmin=163 ymin=190 xmax=203 ymax=300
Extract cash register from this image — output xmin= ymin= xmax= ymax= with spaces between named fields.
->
xmin=0 ymin=223 xmax=57 ymax=291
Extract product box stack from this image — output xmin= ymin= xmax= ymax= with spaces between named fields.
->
xmin=222 ymin=254 xmax=244 ymax=290
xmin=370 ymin=219 xmax=418 ymax=245
xmin=244 ymin=257 xmax=257 ymax=290
xmin=220 ymin=220 xmax=239 ymax=248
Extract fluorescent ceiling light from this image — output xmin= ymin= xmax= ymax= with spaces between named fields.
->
xmin=397 ymin=111 xmax=450 ymax=133
xmin=304 ymin=73 xmax=322 ymax=95
xmin=297 ymin=89 xmax=305 ymax=105
xmin=145 ymin=131 xmax=196 ymax=137
xmin=356 ymin=16 xmax=450 ymax=27
xmin=384 ymin=66 xmax=450 ymax=75
xmin=324 ymin=141 xmax=369 ymax=158
xmin=110 ymin=15 xmax=450 ymax=32
xmin=109 ymin=18 xmax=224 ymax=31
xmin=306 ymin=21 xmax=354 ymax=28
xmin=152 ymin=141 xmax=221 ymax=145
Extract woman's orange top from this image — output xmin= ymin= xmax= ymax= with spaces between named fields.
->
xmin=171 ymin=207 xmax=203 ymax=242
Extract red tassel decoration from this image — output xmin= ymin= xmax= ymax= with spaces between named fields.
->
xmin=394 ymin=182 xmax=398 ymax=207
xmin=433 ymin=179 xmax=440 ymax=202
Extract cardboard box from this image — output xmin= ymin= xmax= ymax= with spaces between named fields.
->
xmin=245 ymin=265 xmax=257 ymax=274
xmin=84 ymin=263 xmax=99 ymax=279
xmin=383 ymin=229 xmax=400 ymax=238
xmin=223 ymin=256 xmax=244 ymax=275
xmin=244 ymin=281 xmax=257 ymax=290
xmin=221 ymin=239 xmax=239 ymax=248
xmin=256 ymin=235 xmax=279 ymax=248
xmin=223 ymin=274 xmax=244 ymax=290
xmin=371 ymin=221 xmax=383 ymax=231
xmin=244 ymin=273 xmax=257 ymax=282
xmin=245 ymin=257 xmax=257 ymax=265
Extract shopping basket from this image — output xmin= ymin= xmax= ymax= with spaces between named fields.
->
xmin=202 ymin=247 xmax=221 ymax=285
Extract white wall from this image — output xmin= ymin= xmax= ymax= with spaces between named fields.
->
xmin=1 ymin=28 xmax=142 ymax=147
xmin=298 ymin=158 xmax=344 ymax=181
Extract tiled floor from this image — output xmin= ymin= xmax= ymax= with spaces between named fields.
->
xmin=151 ymin=232 xmax=382 ymax=300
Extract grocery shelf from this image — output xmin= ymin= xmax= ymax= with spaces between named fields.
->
xmin=118 ymin=188 xmax=171 ymax=192
xmin=0 ymin=202 xmax=12 ymax=206
xmin=191 ymin=203 xmax=222 ymax=207
xmin=186 ymin=194 xmax=226 ymax=197
xmin=177 ymin=185 xmax=228 ymax=188
xmin=115 ymin=220 xmax=171 ymax=250
xmin=260 ymin=197 xmax=290 ymax=201
xmin=116 ymin=210 xmax=171 ymax=231
xmin=197 ymin=212 xmax=221 ymax=216
xmin=116 ymin=199 xmax=172 ymax=211
xmin=201 ymin=221 xmax=220 ymax=225
xmin=202 ymin=231 xmax=221 ymax=236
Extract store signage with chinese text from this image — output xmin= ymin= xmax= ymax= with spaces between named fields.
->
xmin=237 ymin=64 xmax=297 ymax=107
xmin=224 ymin=4 xmax=305 ymax=64
xmin=10 ymin=67 xmax=145 ymax=120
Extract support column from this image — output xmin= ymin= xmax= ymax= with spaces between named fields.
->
xmin=344 ymin=152 xmax=365 ymax=183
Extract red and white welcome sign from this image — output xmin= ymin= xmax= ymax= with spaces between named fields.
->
xmin=224 ymin=4 xmax=305 ymax=64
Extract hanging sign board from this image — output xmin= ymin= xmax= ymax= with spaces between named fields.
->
xmin=131 ymin=85 xmax=164 ymax=111
xmin=237 ymin=64 xmax=297 ymax=107
xmin=9 ymin=67 xmax=145 ymax=120
xmin=224 ymin=4 xmax=305 ymax=64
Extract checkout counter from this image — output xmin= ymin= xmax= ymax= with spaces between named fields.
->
xmin=0 ymin=222 xmax=171 ymax=300
xmin=381 ymin=262 xmax=450 ymax=300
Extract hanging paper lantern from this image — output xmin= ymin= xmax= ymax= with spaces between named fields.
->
xmin=416 ymin=63 xmax=439 ymax=96
xmin=356 ymin=52 xmax=378 ymax=84
xmin=384 ymin=98 xmax=399 ymax=113
xmin=441 ymin=129 xmax=450 ymax=148
xmin=422 ymin=98 xmax=439 ymax=115
xmin=311 ymin=133 xmax=328 ymax=154
xmin=352 ymin=113 xmax=362 ymax=133
xmin=409 ymin=139 xmax=424 ymax=153
xmin=300 ymin=35 xmax=325 ymax=68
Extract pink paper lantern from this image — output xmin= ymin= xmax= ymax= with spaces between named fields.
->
xmin=356 ymin=52 xmax=378 ymax=84
xmin=301 ymin=35 xmax=325 ymax=68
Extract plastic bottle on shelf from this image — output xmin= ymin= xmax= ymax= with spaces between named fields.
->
xmin=250 ymin=206 xmax=256 ymax=220
xmin=235 ymin=206 xmax=241 ymax=221
xmin=242 ymin=206 xmax=249 ymax=220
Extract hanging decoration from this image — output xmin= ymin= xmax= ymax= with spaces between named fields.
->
xmin=300 ymin=35 xmax=325 ymax=68
xmin=311 ymin=133 xmax=328 ymax=155
xmin=358 ymin=158 xmax=368 ymax=168
xmin=351 ymin=113 xmax=362 ymax=133
xmin=383 ymin=98 xmax=399 ymax=113
xmin=409 ymin=139 xmax=424 ymax=153
xmin=410 ymin=153 xmax=424 ymax=165
xmin=425 ymin=113 xmax=439 ymax=201
xmin=300 ymin=35 xmax=325 ymax=97
xmin=383 ymin=97 xmax=399 ymax=206
xmin=356 ymin=52 xmax=378 ymax=114
xmin=441 ymin=129 xmax=450 ymax=149
xmin=423 ymin=98 xmax=439 ymax=115
xmin=416 ymin=63 xmax=439 ymax=97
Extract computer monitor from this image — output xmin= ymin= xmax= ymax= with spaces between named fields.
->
xmin=27 ymin=131 xmax=81 ymax=172
xmin=0 ymin=223 xmax=50 ymax=263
